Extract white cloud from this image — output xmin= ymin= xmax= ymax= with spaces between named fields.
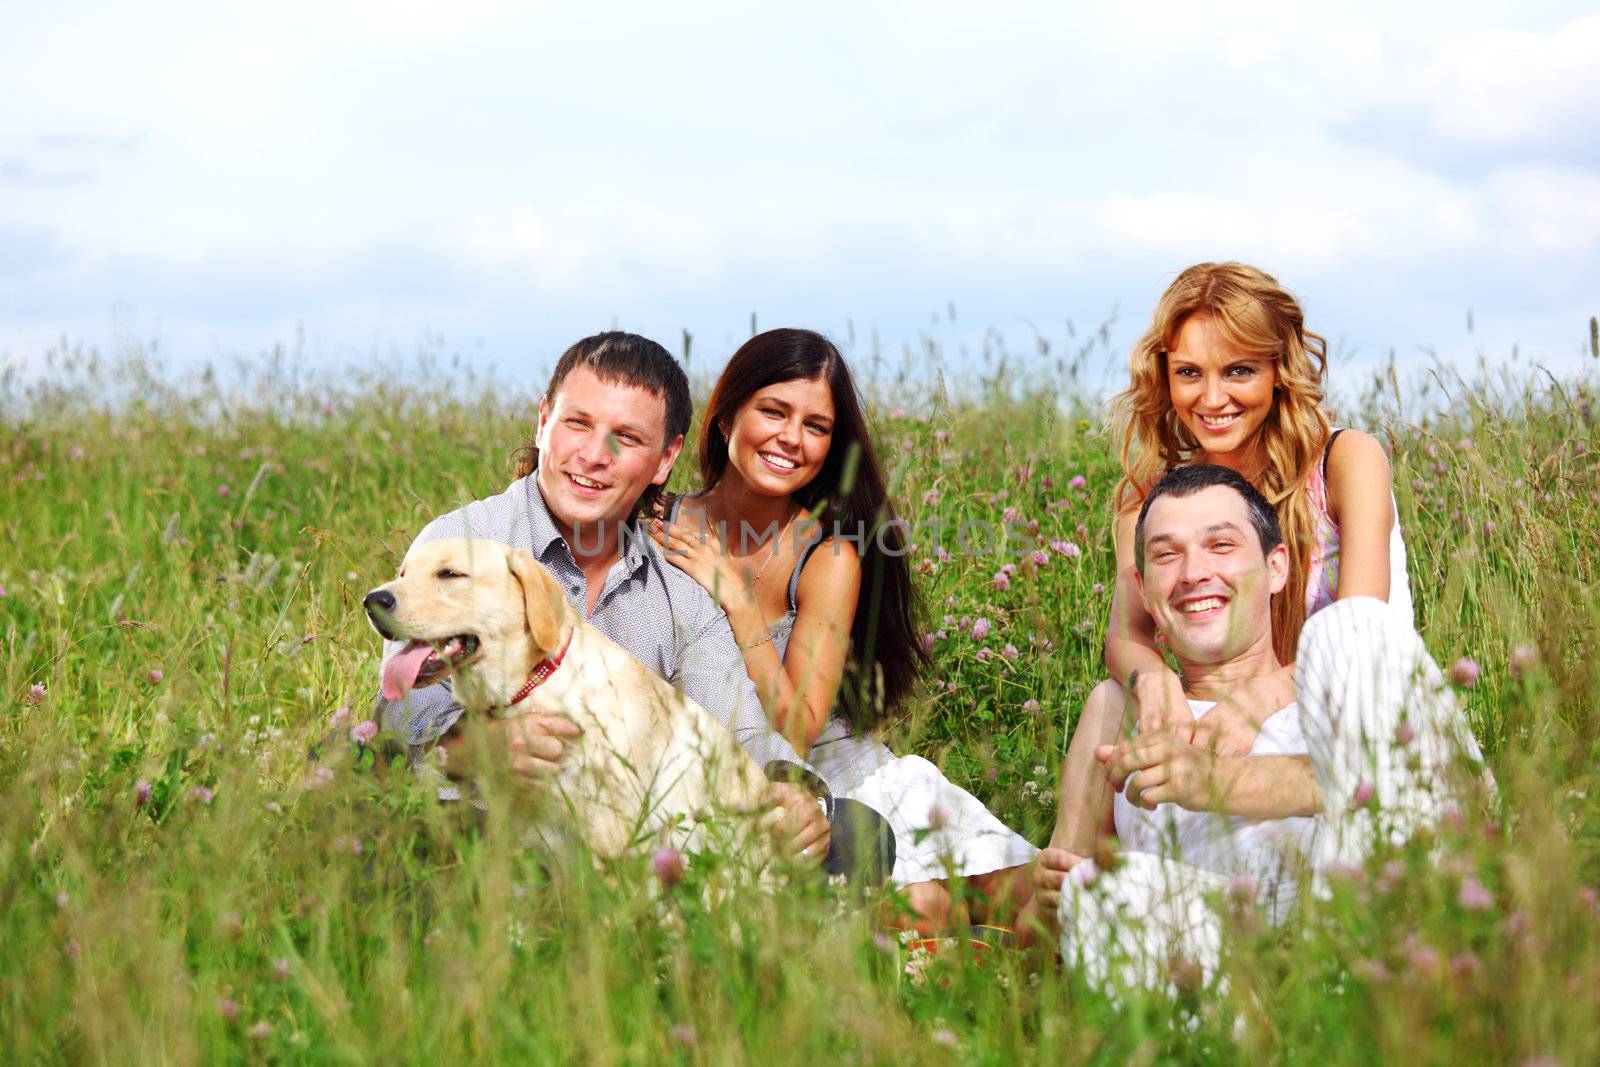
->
xmin=1 ymin=1 xmax=1596 ymax=378
xmin=1089 ymin=141 xmax=1600 ymax=274
xmin=458 ymin=203 xmax=729 ymax=293
xmin=1418 ymin=12 xmax=1600 ymax=150
xmin=1480 ymin=166 xmax=1600 ymax=258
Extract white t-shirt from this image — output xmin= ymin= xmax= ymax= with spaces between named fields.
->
xmin=1113 ymin=699 xmax=1316 ymax=909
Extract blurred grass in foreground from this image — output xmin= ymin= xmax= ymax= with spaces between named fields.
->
xmin=2 ymin=338 xmax=1599 ymax=1064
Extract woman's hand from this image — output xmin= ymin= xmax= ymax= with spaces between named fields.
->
xmin=765 ymin=782 xmax=831 ymax=864
xmin=1130 ymin=667 xmax=1193 ymax=737
xmin=650 ymin=516 xmax=753 ymax=614
xmin=1188 ymin=665 xmax=1294 ymax=756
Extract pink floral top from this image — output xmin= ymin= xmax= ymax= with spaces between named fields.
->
xmin=1304 ymin=455 xmax=1342 ymax=618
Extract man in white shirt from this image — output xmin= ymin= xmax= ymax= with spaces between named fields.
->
xmin=1019 ymin=464 xmax=1485 ymax=987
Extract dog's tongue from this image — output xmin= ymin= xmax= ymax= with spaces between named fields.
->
xmin=382 ymin=640 xmax=434 ymax=702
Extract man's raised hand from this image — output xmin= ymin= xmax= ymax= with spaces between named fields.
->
xmin=1096 ymin=727 xmax=1217 ymax=812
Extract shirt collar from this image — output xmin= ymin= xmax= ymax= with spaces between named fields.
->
xmin=519 ymin=473 xmax=568 ymax=560
xmin=521 ymin=470 xmax=651 ymax=578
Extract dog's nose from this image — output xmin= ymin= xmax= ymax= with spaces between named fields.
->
xmin=364 ymin=589 xmax=400 ymax=639
xmin=364 ymin=590 xmax=399 ymax=639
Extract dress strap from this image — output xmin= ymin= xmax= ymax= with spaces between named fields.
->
xmin=1321 ymin=428 xmax=1347 ymax=482
xmin=787 ymin=534 xmax=826 ymax=614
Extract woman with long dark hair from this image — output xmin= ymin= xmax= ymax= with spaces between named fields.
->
xmin=651 ymin=328 xmax=1034 ymax=929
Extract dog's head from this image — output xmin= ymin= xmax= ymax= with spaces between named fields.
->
xmin=364 ymin=538 xmax=571 ymax=711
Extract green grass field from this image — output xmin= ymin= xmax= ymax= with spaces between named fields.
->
xmin=4 ymin=340 xmax=1599 ymax=1064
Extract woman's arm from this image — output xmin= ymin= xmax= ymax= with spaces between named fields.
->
xmin=650 ymin=511 xmax=858 ymax=756
xmin=1104 ymin=504 xmax=1192 ymax=733
xmin=1190 ymin=433 xmax=1393 ymax=755
xmin=1323 ymin=428 xmax=1395 ymax=602
xmin=1188 ymin=663 xmax=1297 ymax=754
xmin=759 ymin=540 xmax=860 ymax=755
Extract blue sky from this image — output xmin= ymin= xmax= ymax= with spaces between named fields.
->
xmin=3 ymin=1 xmax=1597 ymax=395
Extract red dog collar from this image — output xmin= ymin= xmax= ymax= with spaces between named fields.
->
xmin=505 ymin=629 xmax=574 ymax=708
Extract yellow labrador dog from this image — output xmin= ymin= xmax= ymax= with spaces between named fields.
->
xmin=365 ymin=537 xmax=778 ymax=861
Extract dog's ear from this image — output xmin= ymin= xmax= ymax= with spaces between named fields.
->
xmin=507 ymin=548 xmax=566 ymax=655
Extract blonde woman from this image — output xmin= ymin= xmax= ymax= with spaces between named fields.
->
xmin=1024 ymin=263 xmax=1415 ymax=934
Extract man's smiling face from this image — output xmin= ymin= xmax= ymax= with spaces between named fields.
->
xmin=535 ymin=365 xmax=682 ymax=537
xmin=1136 ymin=484 xmax=1288 ymax=667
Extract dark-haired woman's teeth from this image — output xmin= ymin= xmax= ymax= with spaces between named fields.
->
xmin=760 ymin=453 xmax=798 ymax=470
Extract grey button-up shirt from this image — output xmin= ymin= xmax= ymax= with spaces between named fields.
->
xmin=374 ymin=473 xmax=808 ymax=774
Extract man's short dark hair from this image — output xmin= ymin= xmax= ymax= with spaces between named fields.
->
xmin=512 ymin=332 xmax=691 ymax=517
xmin=1134 ymin=464 xmax=1283 ymax=573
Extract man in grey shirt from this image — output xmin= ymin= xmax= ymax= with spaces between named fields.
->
xmin=376 ymin=331 xmax=863 ymax=864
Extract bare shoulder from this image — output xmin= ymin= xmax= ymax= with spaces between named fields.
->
xmin=1084 ymin=676 xmax=1131 ymax=716
xmin=1326 ymin=429 xmax=1393 ymax=489
xmin=794 ymin=536 xmax=862 ymax=609
xmin=1328 ymin=427 xmax=1389 ymax=466
xmin=1114 ymin=500 xmax=1139 ymax=537
xmin=1325 ymin=429 xmax=1395 ymax=525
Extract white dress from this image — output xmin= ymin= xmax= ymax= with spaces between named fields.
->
xmin=767 ymin=545 xmax=1038 ymax=887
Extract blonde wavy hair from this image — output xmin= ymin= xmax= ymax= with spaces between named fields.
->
xmin=1110 ymin=262 xmax=1331 ymax=662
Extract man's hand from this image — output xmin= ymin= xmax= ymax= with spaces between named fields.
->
xmin=1030 ymin=847 xmax=1088 ymax=926
xmin=1096 ymin=726 xmax=1218 ymax=812
xmin=766 ymin=782 xmax=830 ymax=864
xmin=1015 ymin=847 xmax=1089 ymax=950
xmin=438 ymin=714 xmax=583 ymax=782
xmin=1130 ymin=667 xmax=1195 ymax=738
